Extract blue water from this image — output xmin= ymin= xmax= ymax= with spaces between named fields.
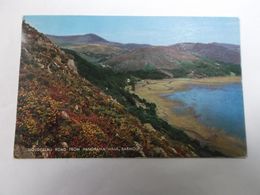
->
xmin=166 ymin=83 xmax=246 ymax=139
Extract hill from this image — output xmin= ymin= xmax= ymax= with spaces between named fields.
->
xmin=173 ymin=42 xmax=240 ymax=65
xmin=105 ymin=46 xmax=198 ymax=71
xmin=47 ymin=33 xmax=109 ymax=46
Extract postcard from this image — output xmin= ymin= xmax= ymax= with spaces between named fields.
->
xmin=14 ymin=16 xmax=246 ymax=158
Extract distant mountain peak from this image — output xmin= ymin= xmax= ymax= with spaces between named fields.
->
xmin=82 ymin=33 xmax=108 ymax=42
xmin=47 ymin=33 xmax=109 ymax=45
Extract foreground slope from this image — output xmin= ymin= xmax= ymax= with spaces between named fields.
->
xmin=15 ymin=22 xmax=214 ymax=158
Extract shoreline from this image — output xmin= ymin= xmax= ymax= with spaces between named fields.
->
xmin=134 ymin=76 xmax=246 ymax=157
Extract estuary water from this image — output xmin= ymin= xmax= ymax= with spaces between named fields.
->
xmin=166 ymin=83 xmax=246 ymax=139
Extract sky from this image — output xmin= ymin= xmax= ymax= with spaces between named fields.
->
xmin=24 ymin=16 xmax=240 ymax=45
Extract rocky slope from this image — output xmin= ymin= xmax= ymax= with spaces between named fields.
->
xmin=14 ymin=22 xmax=205 ymax=158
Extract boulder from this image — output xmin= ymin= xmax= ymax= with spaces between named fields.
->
xmin=67 ymin=59 xmax=78 ymax=74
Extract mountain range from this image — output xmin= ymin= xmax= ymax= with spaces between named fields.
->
xmin=47 ymin=33 xmax=241 ymax=73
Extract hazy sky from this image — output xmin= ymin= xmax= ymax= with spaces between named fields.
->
xmin=24 ymin=16 xmax=240 ymax=45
